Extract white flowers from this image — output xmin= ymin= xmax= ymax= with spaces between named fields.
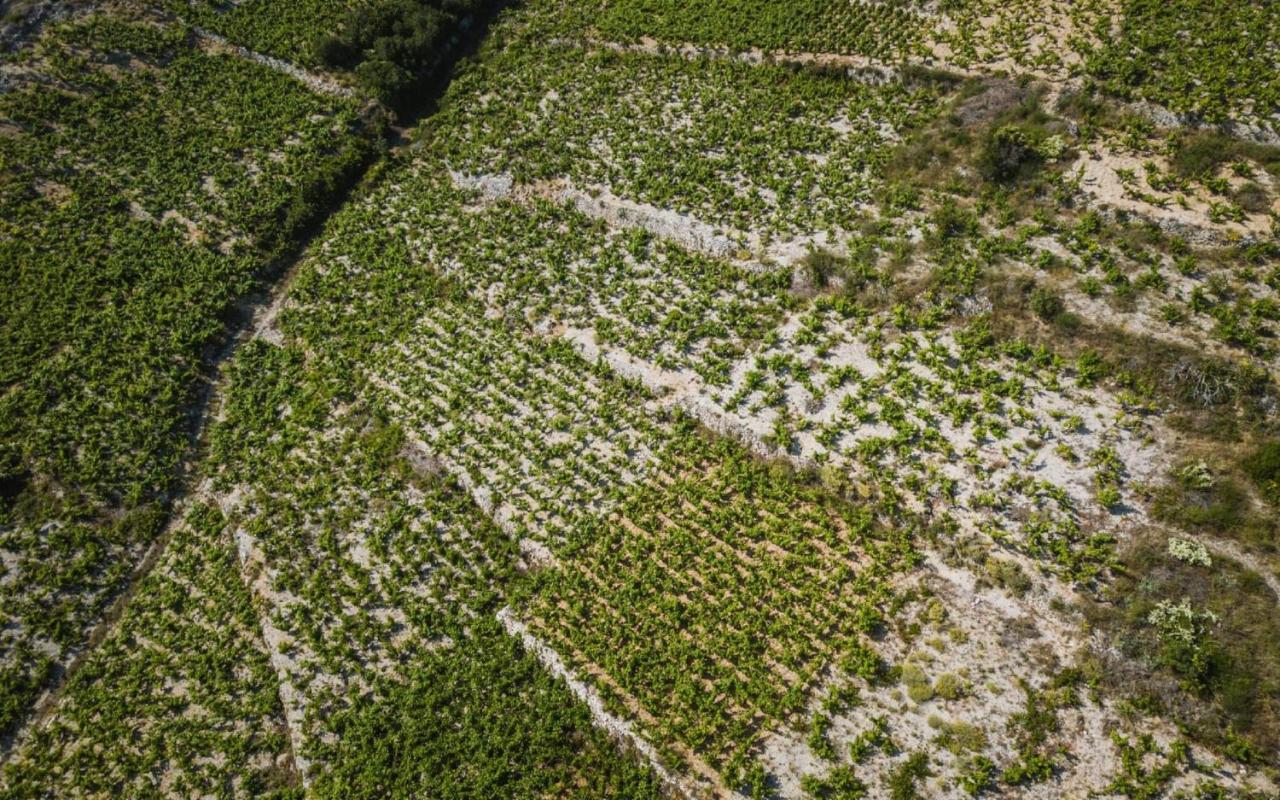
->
xmin=1167 ymin=536 xmax=1211 ymax=567
xmin=1147 ymin=599 xmax=1218 ymax=644
xmin=1036 ymin=134 xmax=1067 ymax=161
xmin=1176 ymin=461 xmax=1214 ymax=490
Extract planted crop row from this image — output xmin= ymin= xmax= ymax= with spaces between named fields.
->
xmin=579 ymin=0 xmax=929 ymax=60
xmin=515 ymin=418 xmax=922 ymax=782
xmin=306 ymin=616 xmax=665 ymax=799
xmin=160 ymin=0 xmax=360 ymax=66
xmin=926 ymin=0 xmax=1112 ymax=76
xmin=3 ymin=342 xmax=666 ymax=795
xmin=1085 ymin=0 xmax=1280 ymax=124
xmin=166 ymin=0 xmax=504 ymax=109
xmin=369 ymin=302 xmax=672 ymax=538
xmin=0 ymin=503 xmax=295 ymax=799
xmin=0 ymin=10 xmax=374 ymax=741
xmin=553 ymin=0 xmax=1277 ymax=128
xmin=707 ymin=300 xmax=1149 ymax=582
xmin=428 ymin=40 xmax=944 ymax=237
xmin=209 ymin=340 xmax=518 ymax=744
xmin=199 ymin=337 xmax=667 ymax=793
xmin=347 ymin=163 xmax=794 ymax=383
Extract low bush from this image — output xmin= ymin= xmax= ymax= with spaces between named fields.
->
xmin=1089 ymin=534 xmax=1280 ymax=758
xmin=1241 ymin=440 xmax=1280 ymax=502
xmin=888 ymin=752 xmax=930 ymax=800
xmin=976 ymin=125 xmax=1040 ymax=183
xmin=1232 ymin=182 xmax=1270 ymax=214
xmin=1151 ymin=472 xmax=1245 ymax=534
xmin=1169 ymin=132 xmax=1235 ymax=179
xmin=1029 ymin=288 xmax=1064 ymax=321
xmin=900 ymin=663 xmax=934 ymax=703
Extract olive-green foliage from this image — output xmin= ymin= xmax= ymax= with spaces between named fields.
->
xmin=958 ymin=755 xmax=997 ymax=797
xmin=900 ymin=662 xmax=934 ymax=703
xmin=1093 ymin=535 xmax=1280 ymax=757
xmin=1103 ymin=733 xmax=1190 ymax=799
xmin=1241 ymin=440 xmax=1280 ymax=503
xmin=0 ymin=11 xmax=374 ymax=741
xmin=888 ymin=751 xmax=930 ymax=800
xmin=1151 ymin=469 xmax=1277 ymax=552
xmin=984 ymin=557 xmax=1031 ymax=596
xmin=0 ymin=505 xmax=296 ymax=798
xmin=802 ymin=249 xmax=848 ymax=291
xmin=976 ymin=125 xmax=1043 ymax=184
xmin=801 ymin=765 xmax=868 ymax=799
xmin=1029 ymin=288 xmax=1064 ymax=322
xmin=1165 ymin=132 xmax=1280 ymax=182
xmin=931 ymin=716 xmax=986 ymax=753
xmin=310 ymin=618 xmax=663 ymax=800
xmin=165 ymin=0 xmax=360 ymax=65
xmin=579 ymin=0 xmax=927 ymax=60
xmin=0 ymin=15 xmax=370 ymax=505
xmin=430 ymin=40 xmax=945 ymax=237
xmin=523 ymin=418 xmax=921 ymax=772
xmin=933 ymin=673 xmax=967 ymax=701
xmin=1000 ymin=676 xmax=1079 ymax=786
xmin=314 ymin=0 xmax=496 ymax=108
xmin=1086 ymin=0 xmax=1280 ymax=121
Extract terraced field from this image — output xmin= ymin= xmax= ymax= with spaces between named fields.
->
xmin=0 ymin=6 xmax=377 ymax=743
xmin=3 ymin=0 xmax=1279 ymax=798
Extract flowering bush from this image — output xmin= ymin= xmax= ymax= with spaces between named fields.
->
xmin=1147 ymin=599 xmax=1219 ymax=687
xmin=1166 ymin=537 xmax=1211 ymax=568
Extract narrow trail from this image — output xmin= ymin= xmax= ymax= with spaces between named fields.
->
xmin=0 ymin=0 xmax=516 ymax=767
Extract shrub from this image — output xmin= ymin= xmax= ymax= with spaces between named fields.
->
xmin=840 ymin=641 xmax=887 ymax=683
xmin=1002 ymin=752 xmax=1055 ymax=785
xmin=800 ymin=249 xmax=845 ymax=291
xmin=1147 ymin=599 xmax=1220 ymax=689
xmin=1074 ymin=350 xmax=1106 ymax=387
xmin=1029 ymin=288 xmax=1064 ymax=321
xmin=958 ymin=756 xmax=997 ymax=796
xmin=1242 ymin=440 xmax=1280 ymax=502
xmin=1176 ymin=461 xmax=1214 ymax=490
xmin=313 ymin=0 xmax=490 ymax=111
xmin=848 ymin=716 xmax=894 ymax=763
xmin=1166 ymin=537 xmax=1211 ymax=567
xmin=1170 ymin=132 xmax=1233 ymax=179
xmin=888 ymin=752 xmax=930 ymax=800
xmin=1152 ymin=474 xmax=1246 ymax=534
xmin=900 ymin=663 xmax=933 ymax=703
xmin=976 ymin=125 xmax=1043 ymax=183
xmin=1232 ymin=182 xmax=1270 ymax=214
xmin=927 ymin=200 xmax=979 ymax=245
xmin=313 ymin=34 xmax=361 ymax=68
xmin=934 ymin=673 xmax=967 ymax=701
xmin=355 ymin=58 xmax=414 ymax=106
xmin=985 ymin=557 xmax=1031 ymax=596
xmin=933 ymin=718 xmax=986 ymax=753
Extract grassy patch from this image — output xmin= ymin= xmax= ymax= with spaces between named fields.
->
xmin=1087 ymin=532 xmax=1280 ymax=758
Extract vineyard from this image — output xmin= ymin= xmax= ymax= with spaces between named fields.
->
xmin=0 ymin=6 xmax=376 ymax=744
xmin=2 ymin=0 xmax=1280 ymax=798
xmin=547 ymin=0 xmax=1280 ymax=135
